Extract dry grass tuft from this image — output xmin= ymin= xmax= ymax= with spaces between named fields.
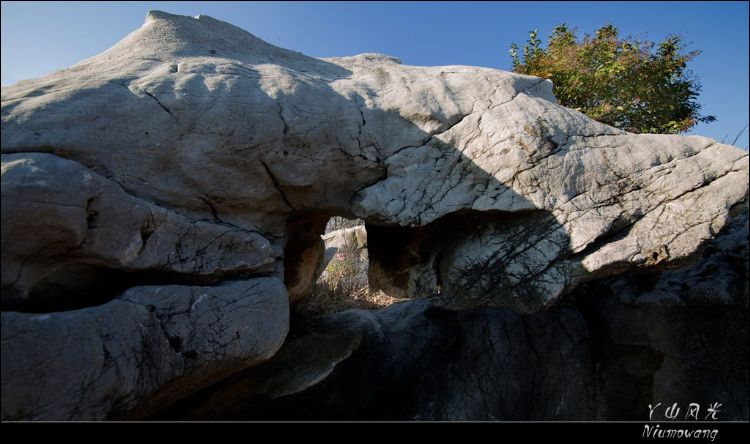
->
xmin=293 ymin=247 xmax=399 ymax=318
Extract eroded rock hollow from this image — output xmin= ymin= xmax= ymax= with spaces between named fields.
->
xmin=1 ymin=11 xmax=747 ymax=420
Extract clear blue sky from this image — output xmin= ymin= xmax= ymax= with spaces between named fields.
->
xmin=2 ymin=1 xmax=748 ymax=148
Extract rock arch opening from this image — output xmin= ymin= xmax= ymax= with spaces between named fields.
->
xmin=284 ymin=213 xmax=398 ymax=317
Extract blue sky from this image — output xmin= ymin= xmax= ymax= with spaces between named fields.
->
xmin=1 ymin=1 xmax=748 ymax=148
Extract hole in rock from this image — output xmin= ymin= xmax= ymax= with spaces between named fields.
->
xmin=286 ymin=214 xmax=399 ymax=320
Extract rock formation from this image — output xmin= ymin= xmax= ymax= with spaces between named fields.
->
xmin=323 ymin=225 xmax=368 ymax=258
xmin=1 ymin=11 xmax=747 ymax=420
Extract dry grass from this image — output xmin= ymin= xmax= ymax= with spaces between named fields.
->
xmin=292 ymin=248 xmax=399 ymax=318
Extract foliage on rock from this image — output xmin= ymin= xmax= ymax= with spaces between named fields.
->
xmin=510 ymin=24 xmax=716 ymax=134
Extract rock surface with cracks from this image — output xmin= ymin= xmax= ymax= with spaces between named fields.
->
xmin=154 ymin=213 xmax=749 ymax=421
xmin=0 ymin=10 xmax=748 ymax=420
xmin=1 ymin=278 xmax=288 ymax=420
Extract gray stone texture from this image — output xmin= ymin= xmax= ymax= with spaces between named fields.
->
xmin=1 ymin=11 xmax=747 ymax=420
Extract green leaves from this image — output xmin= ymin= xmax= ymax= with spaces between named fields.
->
xmin=509 ymin=43 xmax=520 ymax=70
xmin=508 ymin=24 xmax=715 ymax=134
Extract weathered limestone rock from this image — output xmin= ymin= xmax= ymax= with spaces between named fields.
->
xmin=1 ymin=10 xmax=747 ymax=420
xmin=154 ymin=299 xmax=596 ymax=420
xmin=284 ymin=214 xmax=329 ymax=302
xmin=323 ymin=225 xmax=367 ymax=258
xmin=3 ymin=11 xmax=746 ymax=313
xmin=1 ymin=278 xmax=288 ymax=420
xmin=1 ymin=152 xmax=281 ymax=311
xmin=155 ymin=210 xmax=748 ymax=420
xmin=585 ymin=206 xmax=749 ymax=419
xmin=363 ymin=137 xmax=747 ymax=311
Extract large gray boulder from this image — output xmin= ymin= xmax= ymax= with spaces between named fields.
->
xmin=1 ymin=152 xmax=281 ymax=310
xmin=155 ymin=299 xmax=597 ymax=420
xmin=2 ymin=11 xmax=746 ymax=311
xmin=1 ymin=10 xmax=747 ymax=420
xmin=153 ymin=212 xmax=748 ymax=420
xmin=1 ymin=278 xmax=288 ymax=420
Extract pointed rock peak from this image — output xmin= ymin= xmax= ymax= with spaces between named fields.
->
xmin=143 ymin=10 xmax=272 ymax=50
xmin=144 ymin=10 xmax=177 ymax=25
xmin=126 ymin=10 xmax=350 ymax=77
xmin=143 ymin=10 xmax=230 ymax=27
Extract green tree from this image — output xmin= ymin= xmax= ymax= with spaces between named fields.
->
xmin=509 ymin=24 xmax=716 ymax=134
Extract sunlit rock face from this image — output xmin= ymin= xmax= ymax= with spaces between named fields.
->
xmin=1 ymin=11 xmax=747 ymax=420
